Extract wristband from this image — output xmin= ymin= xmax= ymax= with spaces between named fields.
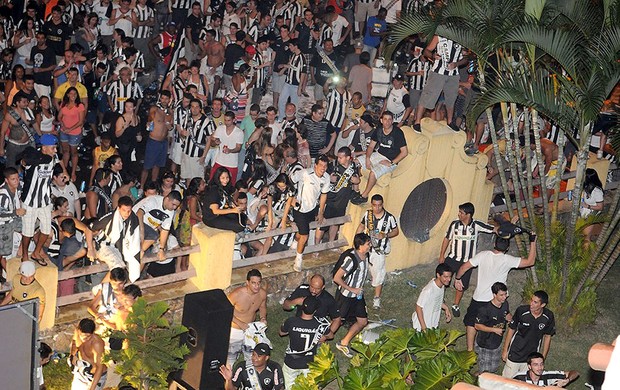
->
xmin=455 ymin=277 xmax=461 ymax=281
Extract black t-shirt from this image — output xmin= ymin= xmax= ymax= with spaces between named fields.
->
xmin=286 ymin=285 xmax=340 ymax=320
xmin=475 ymin=300 xmax=510 ymax=349
xmin=231 ymin=360 xmax=285 ymax=390
xmin=350 ymin=128 xmax=376 ymax=153
xmin=272 ymin=38 xmax=291 ymax=72
xmin=223 ymin=43 xmax=245 ymax=76
xmin=295 ymin=22 xmax=317 ymax=54
xmin=186 ymin=14 xmax=204 ymax=44
xmin=507 ymin=305 xmax=556 ymax=363
xmin=371 ymin=125 xmax=407 ymax=161
xmin=202 ymin=186 xmax=234 ymax=222
xmin=311 ymin=50 xmax=339 ymax=86
xmin=42 ymin=20 xmax=73 ymax=56
xmin=30 ymin=45 xmax=56 ymax=86
xmin=281 ymin=316 xmax=327 ymax=369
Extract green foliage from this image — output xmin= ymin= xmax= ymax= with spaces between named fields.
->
xmin=107 ymin=298 xmax=190 ymax=390
xmin=292 ymin=328 xmax=475 ymax=390
xmin=523 ymin=220 xmax=602 ymax=329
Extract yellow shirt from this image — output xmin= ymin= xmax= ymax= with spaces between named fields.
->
xmin=54 ymin=82 xmax=88 ymax=102
xmin=93 ymin=145 xmax=118 ymax=170
xmin=10 ymin=275 xmax=46 ymax=308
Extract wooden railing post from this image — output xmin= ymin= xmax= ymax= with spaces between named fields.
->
xmin=188 ymin=223 xmax=236 ymax=290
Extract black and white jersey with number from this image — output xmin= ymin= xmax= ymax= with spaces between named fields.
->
xmin=105 ymin=80 xmax=144 ymax=113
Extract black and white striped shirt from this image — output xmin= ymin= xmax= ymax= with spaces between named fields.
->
xmin=285 ymin=53 xmax=305 ymax=86
xmin=253 ymin=51 xmax=267 ymax=89
xmin=407 ymin=56 xmax=429 ymax=90
xmin=431 ymin=36 xmax=463 ymax=76
xmin=325 ymin=89 xmax=351 ymax=129
xmin=270 ymin=3 xmax=290 ymax=23
xmin=106 ymin=79 xmax=143 ymax=113
xmin=172 ymin=0 xmax=193 ymax=10
xmin=182 ymin=114 xmax=213 ymax=157
xmin=133 ymin=4 xmax=154 ymax=39
xmin=360 ymin=210 xmax=398 ymax=254
xmin=200 ymin=25 xmax=221 ymax=42
xmin=65 ymin=2 xmax=92 ymax=26
xmin=21 ymin=154 xmax=59 ymax=208
xmin=134 ymin=51 xmax=145 ymax=70
xmin=286 ymin=1 xmax=303 ymax=27
xmin=173 ymin=101 xmax=190 ymax=143
xmin=337 ymin=249 xmax=368 ymax=298
xmin=0 ymin=183 xmax=20 ymax=224
xmin=173 ymin=77 xmax=188 ymax=102
xmin=444 ymin=219 xmax=495 ymax=262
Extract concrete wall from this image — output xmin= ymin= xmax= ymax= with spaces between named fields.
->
xmin=342 ymin=119 xmax=494 ymax=271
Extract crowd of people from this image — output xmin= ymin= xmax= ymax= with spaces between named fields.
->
xmin=0 ymin=0 xmax=607 ymax=388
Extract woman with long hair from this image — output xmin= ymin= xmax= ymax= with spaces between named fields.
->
xmin=85 ymin=168 xmax=113 ymax=221
xmin=229 ymin=63 xmax=250 ymax=122
xmin=176 ymin=177 xmax=206 ymax=270
xmin=202 ymin=167 xmax=247 ymax=232
xmin=262 ymin=173 xmax=296 ymax=253
xmin=5 ymin=64 xmax=25 ymax=106
xmin=12 ymin=17 xmax=37 ymax=69
xmin=104 ymin=154 xmax=124 ymax=194
xmin=581 ymin=168 xmax=605 ymax=242
xmin=115 ymin=98 xmax=140 ymax=170
xmin=58 ymin=87 xmax=86 ymax=182
xmin=36 ymin=95 xmax=57 ymax=136
xmin=159 ymin=170 xmax=183 ymax=198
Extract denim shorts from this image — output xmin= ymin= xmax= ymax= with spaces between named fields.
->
xmin=59 ymin=132 xmax=83 ymax=147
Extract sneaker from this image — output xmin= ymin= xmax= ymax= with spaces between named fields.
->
xmin=597 ymin=149 xmax=604 ymax=159
xmin=336 ymin=342 xmax=353 ymax=358
xmin=451 ymin=305 xmax=461 ymax=317
xmin=290 ymin=240 xmax=298 ymax=251
xmin=293 ymin=255 xmax=303 ymax=272
xmin=413 ymin=124 xmax=422 ymax=133
xmin=351 ymin=195 xmax=368 ymax=205
xmin=449 ymin=122 xmax=460 ymax=132
xmin=373 ymin=297 xmax=381 ymax=309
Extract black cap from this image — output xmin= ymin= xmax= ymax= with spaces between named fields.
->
xmin=360 ymin=113 xmax=374 ymax=126
xmin=254 ymin=343 xmax=271 ymax=356
xmin=302 ymin=295 xmax=319 ymax=315
xmin=393 ymin=74 xmax=405 ymax=81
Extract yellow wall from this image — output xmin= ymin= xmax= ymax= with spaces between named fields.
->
xmin=6 ymin=258 xmax=58 ymax=330
xmin=342 ymin=119 xmax=494 ymax=270
xmin=188 ymin=223 xmax=236 ymax=291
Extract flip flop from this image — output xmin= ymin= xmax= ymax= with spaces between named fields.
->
xmin=31 ymin=256 xmax=48 ymax=267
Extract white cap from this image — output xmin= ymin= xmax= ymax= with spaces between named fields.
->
xmin=20 ymin=260 xmax=36 ymax=277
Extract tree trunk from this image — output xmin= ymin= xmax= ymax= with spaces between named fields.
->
xmin=560 ymin=124 xmax=592 ymax=301
xmin=531 ymin=109 xmax=553 ymax=267
xmin=551 ymin=129 xmax=566 ymax=224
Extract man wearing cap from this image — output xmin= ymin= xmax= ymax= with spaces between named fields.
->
xmin=382 ymin=74 xmax=411 ymax=127
xmin=0 ymin=91 xmax=39 ymax=168
xmin=219 ymin=343 xmax=284 ymax=390
xmin=349 ymin=113 xmax=376 ymax=159
xmin=279 ymin=295 xmax=330 ymax=389
xmin=454 ymin=234 xmax=537 ymax=353
xmin=1 ymin=260 xmax=46 ymax=322
xmin=21 ymin=134 xmax=65 ymax=267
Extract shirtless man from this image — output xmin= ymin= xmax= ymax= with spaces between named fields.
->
xmin=226 ymin=269 xmax=268 ymax=367
xmin=141 ymin=90 xmax=173 ymax=188
xmin=0 ymin=92 xmax=39 ymax=168
xmin=200 ymin=29 xmax=225 ymax=99
xmin=70 ymin=318 xmax=107 ymax=390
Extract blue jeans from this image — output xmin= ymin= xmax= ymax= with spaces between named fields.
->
xmin=279 ymin=83 xmax=299 ymax=121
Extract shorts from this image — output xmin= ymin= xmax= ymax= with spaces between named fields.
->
xmin=59 ymin=132 xmax=83 ymax=147
xmin=355 ymin=1 xmax=378 ymax=22
xmin=302 ymin=53 xmax=312 ymax=74
xmin=147 ymin=259 xmax=176 ymax=277
xmin=502 ymin=359 xmax=528 ymax=379
xmin=292 ymin=206 xmax=318 ymax=235
xmin=314 ymin=83 xmax=326 ymax=101
xmin=356 ymin=152 xmax=397 ymax=179
xmin=272 ymin=73 xmax=285 ymax=94
xmin=335 ymin=291 xmax=368 ymax=319
xmin=144 ymin=138 xmax=168 ymax=169
xmin=22 ymin=204 xmax=53 ymax=237
xmin=320 ymin=201 xmax=348 ymax=231
xmin=0 ymin=221 xmax=15 ymax=256
xmin=181 ymin=153 xmax=205 ymax=180
xmin=169 ymin=141 xmax=183 ymax=165
xmin=419 ymin=72 xmax=460 ymax=109
xmin=475 ymin=343 xmax=502 ymax=373
xmin=283 ymin=364 xmax=309 ymax=389
xmin=463 ymin=298 xmax=487 ymax=327
xmin=369 ymin=250 xmax=386 ymax=287
xmin=444 ymin=256 xmax=473 ymax=290
xmin=409 ymin=89 xmax=422 ymax=109
xmin=144 ymin=225 xmax=159 ymax=241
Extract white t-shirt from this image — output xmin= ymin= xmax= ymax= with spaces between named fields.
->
xmin=330 ymin=15 xmax=350 ymax=47
xmin=412 ymin=278 xmax=445 ymax=331
xmin=132 ymin=195 xmax=175 ymax=231
xmin=214 ymin=125 xmax=244 ymax=168
xmin=291 ymin=168 xmax=330 ymax=213
xmin=51 ymin=182 xmax=80 ymax=216
xmin=381 ymin=0 xmax=402 ymax=24
xmin=469 ymin=250 xmax=522 ymax=302
xmin=268 ymin=121 xmax=283 ymax=146
xmin=581 ymin=187 xmax=604 ymax=218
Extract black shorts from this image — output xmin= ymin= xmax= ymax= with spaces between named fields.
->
xmin=321 ymin=204 xmax=347 ymax=231
xmin=335 ymin=291 xmax=368 ymax=319
xmin=292 ymin=207 xmax=318 ymax=236
xmin=464 ymin=298 xmax=488 ymax=327
xmin=147 ymin=260 xmax=176 ymax=277
xmin=444 ymin=257 xmax=473 ymax=290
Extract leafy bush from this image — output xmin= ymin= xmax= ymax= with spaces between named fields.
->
xmin=292 ymin=328 xmax=476 ymax=390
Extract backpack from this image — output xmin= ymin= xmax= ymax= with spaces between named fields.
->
xmin=332 ymin=248 xmax=358 ymax=279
